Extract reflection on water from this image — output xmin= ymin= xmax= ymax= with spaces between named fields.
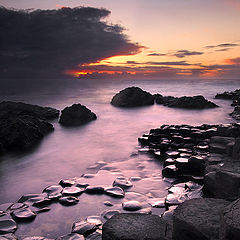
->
xmin=0 ymin=78 xmax=238 ymax=205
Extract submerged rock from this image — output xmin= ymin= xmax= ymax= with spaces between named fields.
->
xmin=102 ymin=213 xmax=166 ymax=240
xmin=111 ymin=87 xmax=154 ymax=107
xmin=173 ymin=198 xmax=229 ymax=240
xmin=59 ymin=104 xmax=97 ymax=126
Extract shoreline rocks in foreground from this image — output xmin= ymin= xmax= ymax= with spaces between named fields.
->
xmin=111 ymin=87 xmax=154 ymax=107
xmin=0 ymin=101 xmax=59 ymax=154
xmin=59 ymin=104 xmax=97 ymax=126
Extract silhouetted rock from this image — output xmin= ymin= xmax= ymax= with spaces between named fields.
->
xmin=102 ymin=213 xmax=166 ymax=240
xmin=230 ymin=106 xmax=240 ymax=120
xmin=173 ymin=198 xmax=229 ymax=240
xmin=155 ymin=95 xmax=218 ymax=109
xmin=215 ymin=89 xmax=240 ymax=100
xmin=59 ymin=104 xmax=97 ymax=126
xmin=0 ymin=101 xmax=59 ymax=120
xmin=111 ymin=87 xmax=154 ymax=107
xmin=220 ymin=198 xmax=240 ymax=240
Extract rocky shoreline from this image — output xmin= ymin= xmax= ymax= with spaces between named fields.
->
xmin=1 ymin=88 xmax=240 ymax=239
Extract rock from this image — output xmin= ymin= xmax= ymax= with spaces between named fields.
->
xmin=59 ymin=196 xmax=79 ymax=206
xmin=59 ymin=104 xmax=97 ymax=126
xmin=59 ymin=179 xmax=75 ymax=187
xmin=173 ymin=198 xmax=229 ymax=240
xmin=85 ymin=230 xmax=102 ymax=240
xmin=101 ymin=210 xmax=120 ymax=220
xmin=102 ymin=213 xmax=166 ymax=240
xmin=104 ymin=201 xmax=113 ymax=207
xmin=232 ymin=138 xmax=240 ymax=159
xmin=85 ymin=186 xmax=105 ymax=194
xmin=8 ymin=203 xmax=27 ymax=212
xmin=43 ymin=185 xmax=62 ymax=199
xmin=0 ymin=233 xmax=18 ymax=240
xmin=204 ymin=170 xmax=240 ymax=200
xmin=72 ymin=220 xmax=98 ymax=236
xmin=155 ymin=95 xmax=218 ymax=109
xmin=111 ymin=87 xmax=154 ymax=107
xmin=162 ymin=165 xmax=178 ymax=178
xmin=56 ymin=233 xmax=84 ymax=240
xmin=22 ymin=237 xmax=53 ymax=240
xmin=86 ymin=216 xmax=102 ymax=227
xmin=62 ymin=186 xmax=84 ymax=196
xmin=11 ymin=208 xmax=36 ymax=221
xmin=209 ymin=136 xmax=235 ymax=155
xmin=104 ymin=187 xmax=125 ymax=198
xmin=122 ymin=200 xmax=142 ymax=211
xmin=231 ymin=106 xmax=240 ymax=120
xmin=0 ymin=215 xmax=17 ymax=234
xmin=18 ymin=193 xmax=51 ymax=207
xmin=220 ymin=198 xmax=240 ymax=240
xmin=148 ymin=198 xmax=165 ymax=208
xmin=0 ymin=101 xmax=59 ymax=120
xmin=0 ymin=115 xmax=53 ymax=151
xmin=215 ymin=89 xmax=240 ymax=100
xmin=113 ymin=177 xmax=132 ymax=190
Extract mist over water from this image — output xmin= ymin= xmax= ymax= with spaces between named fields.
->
xmin=0 ymin=78 xmax=239 ymax=204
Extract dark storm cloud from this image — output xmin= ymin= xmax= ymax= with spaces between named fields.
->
xmin=174 ymin=50 xmax=204 ymax=58
xmin=0 ymin=6 xmax=141 ymax=78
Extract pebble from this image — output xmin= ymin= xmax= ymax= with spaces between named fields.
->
xmin=122 ymin=200 xmax=142 ymax=211
xmin=104 ymin=187 xmax=125 ymax=198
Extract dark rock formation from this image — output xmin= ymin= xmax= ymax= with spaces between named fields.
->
xmin=59 ymin=104 xmax=97 ymax=126
xmin=155 ymin=95 xmax=218 ymax=109
xmin=220 ymin=198 xmax=240 ymax=240
xmin=0 ymin=101 xmax=58 ymax=153
xmin=230 ymin=106 xmax=240 ymax=120
xmin=111 ymin=87 xmax=154 ymax=107
xmin=102 ymin=213 xmax=166 ymax=240
xmin=173 ymin=198 xmax=229 ymax=240
xmin=0 ymin=101 xmax=59 ymax=120
xmin=215 ymin=89 xmax=240 ymax=100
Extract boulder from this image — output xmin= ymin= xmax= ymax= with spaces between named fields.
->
xmin=155 ymin=95 xmax=218 ymax=109
xmin=173 ymin=198 xmax=229 ymax=240
xmin=204 ymin=170 xmax=240 ymax=200
xmin=111 ymin=87 xmax=154 ymax=107
xmin=102 ymin=213 xmax=166 ymax=240
xmin=220 ymin=198 xmax=240 ymax=240
xmin=59 ymin=104 xmax=97 ymax=126
xmin=0 ymin=101 xmax=59 ymax=120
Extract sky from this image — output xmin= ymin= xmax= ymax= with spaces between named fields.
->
xmin=1 ymin=0 xmax=240 ymax=79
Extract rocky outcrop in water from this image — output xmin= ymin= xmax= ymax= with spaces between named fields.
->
xmin=0 ymin=101 xmax=59 ymax=153
xmin=59 ymin=104 xmax=97 ymax=126
xmin=111 ymin=87 xmax=154 ymax=107
xmin=154 ymin=95 xmax=218 ymax=109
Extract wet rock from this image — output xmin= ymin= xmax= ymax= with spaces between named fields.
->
xmin=59 ymin=104 xmax=97 ymax=126
xmin=104 ymin=187 xmax=125 ymax=198
xmin=204 ymin=170 xmax=240 ymax=200
xmin=113 ymin=177 xmax=133 ymax=190
xmin=85 ymin=230 xmax=102 ymax=240
xmin=162 ymin=205 xmax=177 ymax=222
xmin=86 ymin=216 xmax=102 ymax=227
xmin=18 ymin=193 xmax=51 ymax=207
xmin=209 ymin=136 xmax=235 ymax=155
xmin=56 ymin=233 xmax=84 ymax=240
xmin=85 ymin=186 xmax=105 ymax=194
xmin=62 ymin=186 xmax=84 ymax=196
xmin=22 ymin=237 xmax=53 ymax=240
xmin=162 ymin=165 xmax=178 ymax=178
xmin=165 ymin=151 xmax=180 ymax=159
xmin=59 ymin=179 xmax=75 ymax=187
xmin=173 ymin=198 xmax=229 ymax=240
xmin=0 ymin=114 xmax=53 ymax=152
xmin=122 ymin=200 xmax=142 ymax=211
xmin=72 ymin=220 xmax=98 ymax=236
xmin=59 ymin=196 xmax=79 ymax=206
xmin=215 ymin=89 xmax=240 ymax=100
xmin=0 ymin=215 xmax=17 ymax=234
xmin=11 ymin=208 xmax=36 ymax=221
xmin=102 ymin=213 xmax=166 ymax=240
xmin=0 ymin=204 xmax=14 ymax=212
xmin=8 ymin=203 xmax=27 ymax=212
xmin=111 ymin=87 xmax=154 ymax=107
xmin=33 ymin=207 xmax=51 ymax=214
xmin=220 ymin=198 xmax=240 ymax=240
xmin=101 ymin=210 xmax=120 ymax=220
xmin=103 ymin=201 xmax=113 ymax=207
xmin=43 ymin=185 xmax=62 ymax=199
xmin=0 ymin=233 xmax=18 ymax=240
xmin=231 ymin=106 xmax=240 ymax=120
xmin=148 ymin=198 xmax=165 ymax=208
xmin=155 ymin=95 xmax=218 ymax=109
xmin=164 ymin=158 xmax=175 ymax=167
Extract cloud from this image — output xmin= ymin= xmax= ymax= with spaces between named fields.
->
xmin=225 ymin=57 xmax=240 ymax=64
xmin=205 ymin=43 xmax=239 ymax=49
xmin=147 ymin=53 xmax=167 ymax=56
xmin=215 ymin=48 xmax=231 ymax=52
xmin=125 ymin=61 xmax=191 ymax=66
xmin=174 ymin=50 xmax=204 ymax=58
xmin=0 ymin=6 xmax=141 ymax=78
